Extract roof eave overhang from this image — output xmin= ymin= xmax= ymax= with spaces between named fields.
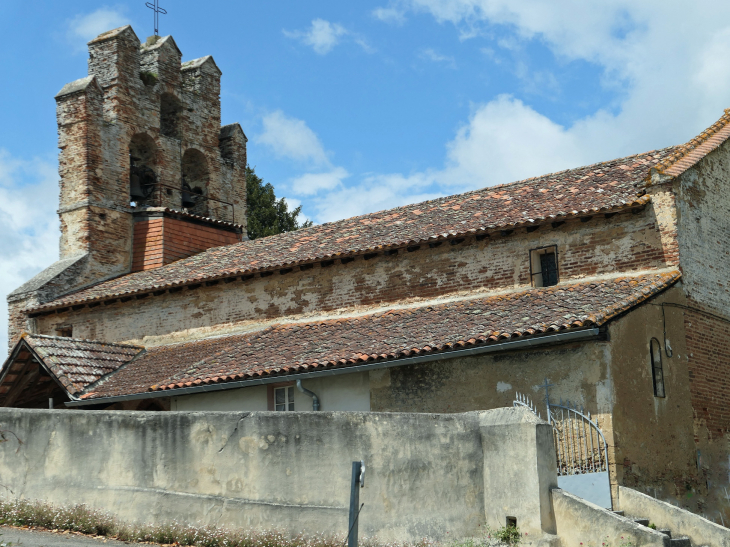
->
xmin=0 ymin=337 xmax=80 ymax=402
xmin=66 ymin=327 xmax=602 ymax=407
xmin=30 ymin=198 xmax=651 ymax=316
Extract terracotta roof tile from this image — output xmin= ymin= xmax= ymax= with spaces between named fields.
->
xmin=34 ymin=148 xmax=677 ymax=312
xmin=18 ymin=334 xmax=143 ymax=395
xmin=81 ymin=270 xmax=680 ymax=400
xmin=652 ymin=110 xmax=730 ymax=179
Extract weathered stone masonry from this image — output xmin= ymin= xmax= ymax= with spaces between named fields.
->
xmin=7 ymin=25 xmax=247 ymax=349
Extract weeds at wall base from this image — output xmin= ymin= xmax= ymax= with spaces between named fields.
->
xmin=0 ymin=497 xmax=439 ymax=547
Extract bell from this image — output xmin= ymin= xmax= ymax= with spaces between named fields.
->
xmin=181 ymin=182 xmax=196 ymax=208
xmin=130 ymin=172 xmax=146 ymax=199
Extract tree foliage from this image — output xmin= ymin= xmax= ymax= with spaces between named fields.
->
xmin=245 ymin=166 xmax=312 ymax=240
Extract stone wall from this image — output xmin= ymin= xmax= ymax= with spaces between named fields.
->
xmin=0 ymin=407 xmax=557 ymax=542
xmin=34 ymin=207 xmax=673 ymax=345
xmin=676 ymin=139 xmax=730 ymax=318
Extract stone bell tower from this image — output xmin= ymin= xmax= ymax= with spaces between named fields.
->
xmin=55 ymin=25 xmax=247 ymax=275
xmin=8 ymin=25 xmax=247 ymax=348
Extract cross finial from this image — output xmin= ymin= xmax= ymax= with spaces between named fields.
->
xmin=145 ymin=0 xmax=167 ymax=37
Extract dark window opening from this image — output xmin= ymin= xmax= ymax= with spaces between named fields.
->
xmin=55 ymin=326 xmax=72 ymax=338
xmin=160 ymin=93 xmax=182 ymax=139
xmin=129 ymin=133 xmax=158 ymax=208
xmin=530 ymin=246 xmax=559 ymax=288
xmin=181 ymin=149 xmax=209 ymax=217
xmin=651 ymin=338 xmax=666 ymax=398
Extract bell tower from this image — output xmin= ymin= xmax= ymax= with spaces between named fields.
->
xmin=55 ymin=25 xmax=247 ymax=277
xmin=8 ymin=25 xmax=249 ymax=349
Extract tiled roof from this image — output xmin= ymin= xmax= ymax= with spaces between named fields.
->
xmin=653 ymin=110 xmax=730 ymax=178
xmin=34 ymin=146 xmax=677 ymax=312
xmin=20 ymin=334 xmax=143 ymax=395
xmin=80 ymin=270 xmax=681 ymax=400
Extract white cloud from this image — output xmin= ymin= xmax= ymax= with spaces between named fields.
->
xmin=372 ymin=7 xmax=407 ymax=24
xmin=419 ymin=48 xmax=457 ymax=68
xmin=437 ymin=95 xmax=584 ymax=188
xmin=290 ymin=167 xmax=350 ymax=196
xmin=284 ymin=19 xmax=349 ymax=55
xmin=256 ymin=110 xmax=330 ymax=165
xmin=0 ymin=150 xmax=59 ymax=351
xmin=370 ymin=0 xmax=730 ymax=170
xmin=67 ymin=7 xmax=130 ymax=50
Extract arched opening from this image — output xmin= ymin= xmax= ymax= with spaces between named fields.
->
xmin=160 ymin=93 xmax=182 ymax=139
xmin=129 ymin=133 xmax=158 ymax=207
xmin=181 ymin=148 xmax=209 ymax=216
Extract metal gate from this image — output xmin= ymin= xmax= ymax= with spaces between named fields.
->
xmin=514 ymin=387 xmax=611 ymax=508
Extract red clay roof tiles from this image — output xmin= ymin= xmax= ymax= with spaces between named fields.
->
xmin=653 ymin=110 xmax=730 ymax=178
xmin=80 ymin=270 xmax=680 ymax=400
xmin=19 ymin=334 xmax=143 ymax=395
xmin=34 ymin=147 xmax=677 ymax=312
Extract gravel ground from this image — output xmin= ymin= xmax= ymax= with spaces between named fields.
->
xmin=0 ymin=527 xmax=134 ymax=546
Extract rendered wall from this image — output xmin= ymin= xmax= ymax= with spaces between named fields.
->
xmin=607 ymin=286 xmax=698 ymax=507
xmin=0 ymin=407 xmax=556 ymax=542
xmin=172 ymin=372 xmax=370 ymax=412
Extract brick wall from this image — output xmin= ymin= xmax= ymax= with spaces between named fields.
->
xmin=35 ymin=207 xmax=676 ymax=344
xmin=132 ymin=215 xmax=241 ymax=272
xmin=684 ymin=300 xmax=730 ymax=439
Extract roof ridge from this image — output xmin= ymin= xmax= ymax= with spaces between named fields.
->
xmin=651 ymin=109 xmax=730 ymax=179
xmin=23 ymin=333 xmax=144 ymax=350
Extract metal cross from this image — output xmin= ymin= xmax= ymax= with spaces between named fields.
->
xmin=145 ymin=0 xmax=167 ymax=37
xmin=538 ymin=378 xmax=555 ymax=421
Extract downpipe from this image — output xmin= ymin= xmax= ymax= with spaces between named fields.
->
xmin=297 ymin=379 xmax=320 ymax=411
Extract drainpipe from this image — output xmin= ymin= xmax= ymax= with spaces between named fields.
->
xmin=296 ymin=380 xmax=320 ymax=411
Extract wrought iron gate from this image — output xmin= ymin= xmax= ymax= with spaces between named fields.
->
xmin=513 ymin=392 xmax=608 ymax=476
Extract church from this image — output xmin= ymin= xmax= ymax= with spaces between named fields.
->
xmin=4 ymin=25 xmax=730 ymax=518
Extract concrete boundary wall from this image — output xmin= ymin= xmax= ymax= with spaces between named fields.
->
xmin=618 ymin=486 xmax=730 ymax=547
xmin=0 ymin=407 xmax=556 ymax=542
xmin=553 ymin=490 xmax=669 ymax=547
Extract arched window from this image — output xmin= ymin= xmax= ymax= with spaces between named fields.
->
xmin=650 ymin=338 xmax=665 ymax=398
xmin=129 ymin=133 xmax=158 ymax=207
xmin=160 ymin=93 xmax=182 ymax=139
xmin=181 ymin=148 xmax=209 ymax=216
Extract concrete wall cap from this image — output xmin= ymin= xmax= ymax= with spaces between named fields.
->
xmin=476 ymin=406 xmax=548 ymax=426
xmin=55 ymin=76 xmax=100 ymax=99
xmin=88 ymin=25 xmax=140 ymax=45
xmin=181 ymin=55 xmax=222 ymax=76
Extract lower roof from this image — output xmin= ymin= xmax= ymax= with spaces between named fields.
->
xmin=69 ymin=269 xmax=680 ymax=403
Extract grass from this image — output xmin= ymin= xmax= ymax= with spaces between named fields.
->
xmin=0 ymin=497 xmax=437 ymax=547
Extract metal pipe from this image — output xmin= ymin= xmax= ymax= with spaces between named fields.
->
xmin=65 ymin=328 xmax=601 ymax=407
xmin=296 ymin=380 xmax=320 ymax=411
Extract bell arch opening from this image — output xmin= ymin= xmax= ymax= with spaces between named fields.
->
xmin=160 ymin=93 xmax=182 ymax=139
xmin=181 ymin=148 xmax=209 ymax=216
xmin=129 ymin=133 xmax=158 ymax=207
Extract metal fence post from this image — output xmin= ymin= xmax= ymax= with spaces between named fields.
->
xmin=348 ymin=461 xmax=363 ymax=547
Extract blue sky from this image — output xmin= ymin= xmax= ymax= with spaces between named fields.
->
xmin=3 ymin=0 xmax=730 ymax=347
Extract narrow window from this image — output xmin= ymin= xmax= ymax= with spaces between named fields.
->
xmin=160 ymin=93 xmax=182 ymax=139
xmin=530 ymin=245 xmax=559 ymax=287
xmin=274 ymin=386 xmax=295 ymax=411
xmin=650 ymin=338 xmax=666 ymax=398
xmin=181 ymin=148 xmax=209 ymax=216
xmin=129 ymin=133 xmax=158 ymax=207
xmin=55 ymin=326 xmax=72 ymax=338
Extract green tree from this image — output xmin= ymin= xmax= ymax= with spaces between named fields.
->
xmin=245 ymin=165 xmax=312 ymax=240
